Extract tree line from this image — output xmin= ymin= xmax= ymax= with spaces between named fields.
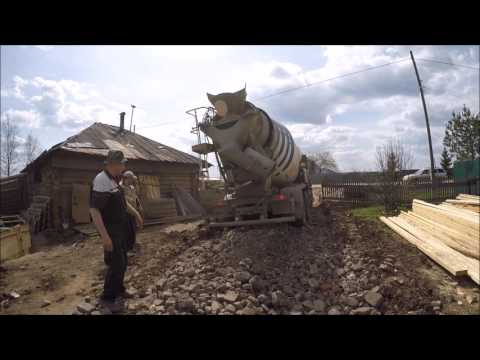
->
xmin=1 ymin=114 xmax=42 ymax=177
xmin=308 ymin=105 xmax=479 ymax=176
xmin=441 ymin=105 xmax=479 ymax=171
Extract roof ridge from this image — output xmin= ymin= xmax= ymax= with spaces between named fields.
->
xmin=25 ymin=121 xmax=204 ymax=168
xmin=95 ymin=122 xmax=199 ymax=162
xmin=62 ymin=122 xmax=100 ymax=146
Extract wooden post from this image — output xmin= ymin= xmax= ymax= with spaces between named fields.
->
xmin=410 ymin=51 xmax=436 ymax=183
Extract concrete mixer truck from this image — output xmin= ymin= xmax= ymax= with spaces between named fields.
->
xmin=190 ymin=88 xmax=313 ymax=227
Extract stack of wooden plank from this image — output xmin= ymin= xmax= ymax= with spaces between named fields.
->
xmin=26 ymin=195 xmax=51 ymax=234
xmin=439 ymin=194 xmax=480 ymax=213
xmin=380 ymin=197 xmax=479 ymax=285
xmin=138 ymin=175 xmax=161 ymax=200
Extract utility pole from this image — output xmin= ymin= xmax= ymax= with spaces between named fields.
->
xmin=129 ymin=104 xmax=136 ymax=132
xmin=410 ymin=50 xmax=435 ymax=182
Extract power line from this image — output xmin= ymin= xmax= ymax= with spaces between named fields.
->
xmin=124 ymin=55 xmax=479 ymax=129
xmin=252 ymin=58 xmax=411 ymax=101
xmin=416 ymin=58 xmax=480 ymax=70
xmin=114 ymin=103 xmax=178 ymax=130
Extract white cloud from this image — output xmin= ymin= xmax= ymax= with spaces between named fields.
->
xmin=15 ymin=135 xmax=27 ymax=144
xmin=18 ymin=45 xmax=54 ymax=51
xmin=2 ymin=76 xmax=127 ymax=130
xmin=251 ymin=46 xmax=478 ymax=170
xmin=1 ymin=109 xmax=42 ymax=128
xmin=34 ymin=45 xmax=54 ymax=51
xmin=12 ymin=75 xmax=29 ymax=99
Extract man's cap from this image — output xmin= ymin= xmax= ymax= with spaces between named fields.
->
xmin=104 ymin=150 xmax=127 ymax=164
xmin=123 ymin=170 xmax=137 ymax=180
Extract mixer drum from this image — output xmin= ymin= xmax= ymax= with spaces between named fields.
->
xmin=203 ymin=100 xmax=302 ymax=188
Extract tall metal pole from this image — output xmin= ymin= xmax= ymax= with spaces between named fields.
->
xmin=410 ymin=51 xmax=435 ymax=182
xmin=129 ymin=104 xmax=136 ymax=132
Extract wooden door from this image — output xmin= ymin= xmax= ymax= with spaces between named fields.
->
xmin=72 ymin=183 xmax=91 ymax=224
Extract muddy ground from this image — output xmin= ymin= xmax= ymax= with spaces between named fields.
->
xmin=0 ymin=205 xmax=478 ymax=315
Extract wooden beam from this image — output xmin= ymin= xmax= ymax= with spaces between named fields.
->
xmin=446 ymin=204 xmax=480 ymax=214
xmin=414 ymin=199 xmax=479 ymax=222
xmin=438 ymin=203 xmax=478 ymax=217
xmin=457 ymin=194 xmax=480 ymax=201
xmin=402 ymin=211 xmax=479 ymax=254
xmin=446 ymin=199 xmax=480 ymax=206
xmin=143 ymin=215 xmax=204 ymax=227
xmin=412 ymin=199 xmax=479 ymax=238
xmin=380 ymin=216 xmax=468 ymax=277
xmin=399 ymin=212 xmax=479 ymax=259
xmin=208 ymin=216 xmax=296 ymax=228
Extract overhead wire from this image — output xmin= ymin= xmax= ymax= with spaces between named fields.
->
xmin=125 ymin=54 xmax=479 ymax=129
xmin=416 ymin=58 xmax=479 ymax=70
xmin=252 ymin=58 xmax=411 ymax=102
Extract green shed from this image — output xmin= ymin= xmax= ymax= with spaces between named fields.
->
xmin=453 ymin=158 xmax=480 ymax=181
xmin=453 ymin=158 xmax=480 ymax=195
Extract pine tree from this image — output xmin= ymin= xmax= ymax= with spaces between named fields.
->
xmin=440 ymin=147 xmax=452 ymax=171
xmin=443 ymin=105 xmax=480 ymax=161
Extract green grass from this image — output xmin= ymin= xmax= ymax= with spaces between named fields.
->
xmin=350 ymin=205 xmax=385 ymax=219
xmin=350 ymin=204 xmax=409 ymax=220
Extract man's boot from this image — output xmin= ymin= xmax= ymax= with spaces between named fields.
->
xmin=98 ymin=298 xmax=124 ymax=314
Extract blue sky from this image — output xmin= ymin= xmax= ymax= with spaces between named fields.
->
xmin=1 ymin=45 xmax=479 ymax=176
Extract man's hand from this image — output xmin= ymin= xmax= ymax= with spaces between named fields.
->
xmin=136 ymin=214 xmax=144 ymax=230
xmin=103 ymin=236 xmax=113 ymax=252
xmin=90 ymin=207 xmax=114 ymax=252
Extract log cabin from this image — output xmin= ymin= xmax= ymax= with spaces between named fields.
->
xmin=1 ymin=117 xmax=206 ymax=231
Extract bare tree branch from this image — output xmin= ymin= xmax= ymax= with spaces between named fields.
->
xmin=375 ymin=138 xmax=415 ymax=214
xmin=1 ymin=114 xmax=21 ymax=177
xmin=375 ymin=138 xmax=414 ymax=178
xmin=308 ymin=151 xmax=338 ymax=175
xmin=24 ymin=133 xmax=41 ymax=166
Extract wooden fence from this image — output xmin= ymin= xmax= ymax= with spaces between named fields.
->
xmin=0 ymin=174 xmax=28 ymax=215
xmin=320 ymin=177 xmax=480 ymax=206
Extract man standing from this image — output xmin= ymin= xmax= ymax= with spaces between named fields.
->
xmin=89 ymin=150 xmax=142 ymax=312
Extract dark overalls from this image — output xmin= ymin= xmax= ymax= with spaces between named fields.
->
xmin=90 ymin=170 xmax=130 ymax=301
xmin=126 ymin=213 xmax=136 ymax=251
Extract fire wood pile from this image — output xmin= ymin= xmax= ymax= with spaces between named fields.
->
xmin=380 ymin=194 xmax=479 ymax=285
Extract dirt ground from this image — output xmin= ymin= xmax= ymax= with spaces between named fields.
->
xmin=0 ymin=206 xmax=478 ymax=315
xmin=0 ymin=221 xmax=204 ymax=315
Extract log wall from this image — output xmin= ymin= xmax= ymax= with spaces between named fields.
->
xmin=0 ymin=174 xmax=28 ymax=215
xmin=28 ymin=151 xmax=199 ymax=229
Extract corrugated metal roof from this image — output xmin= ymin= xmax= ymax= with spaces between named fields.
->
xmin=41 ymin=122 xmax=202 ymax=165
